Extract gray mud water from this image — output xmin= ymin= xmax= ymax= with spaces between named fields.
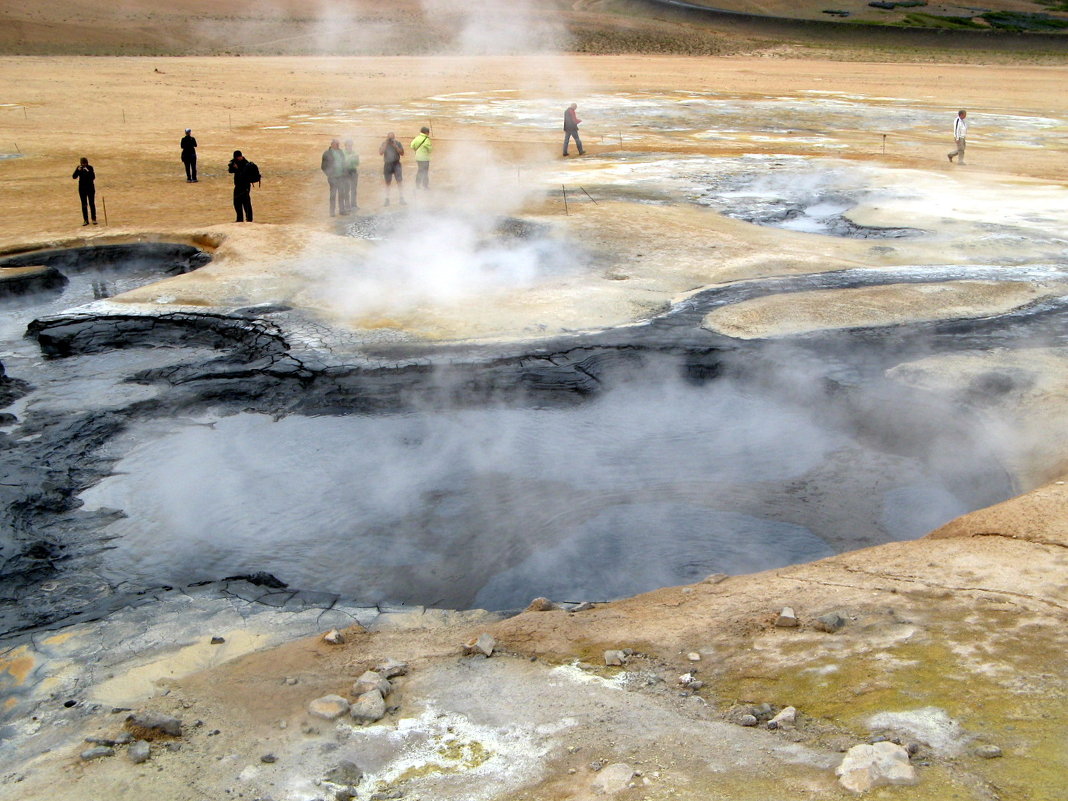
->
xmin=5 ymin=238 xmax=1060 ymax=636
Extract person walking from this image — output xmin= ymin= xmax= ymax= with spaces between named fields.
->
xmin=181 ymin=128 xmax=198 ymax=182
xmin=563 ymin=103 xmax=584 ymax=157
xmin=411 ymin=126 xmax=432 ymax=190
xmin=72 ymin=157 xmax=97 ymax=226
xmin=321 ymin=138 xmax=347 ymax=216
xmin=379 ymin=132 xmax=405 ymax=206
xmin=947 ymin=109 xmax=968 ymax=165
xmin=342 ymin=139 xmax=359 ymax=212
xmin=228 ymin=150 xmax=260 ymax=222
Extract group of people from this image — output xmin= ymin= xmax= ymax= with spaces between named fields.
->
xmin=71 ymin=106 xmax=970 ymax=226
xmin=322 ymin=127 xmax=433 ymax=211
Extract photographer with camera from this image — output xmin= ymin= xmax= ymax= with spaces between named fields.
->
xmin=71 ymin=157 xmax=97 ymax=226
xmin=228 ymin=150 xmax=261 ymax=223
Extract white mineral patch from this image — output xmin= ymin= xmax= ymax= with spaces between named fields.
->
xmin=354 ymin=705 xmax=574 ymax=801
xmin=548 ymin=663 xmax=626 ymax=689
xmin=867 ymin=707 xmax=968 ymax=755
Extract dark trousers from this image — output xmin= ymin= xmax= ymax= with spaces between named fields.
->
xmin=563 ymin=130 xmax=583 ymax=155
xmin=416 ymin=161 xmax=429 ymax=189
xmin=344 ymin=173 xmax=358 ymax=210
xmin=233 ymin=187 xmax=253 ymax=222
xmin=79 ymin=189 xmax=97 ymax=223
xmin=183 ymin=156 xmax=197 ymax=181
xmin=328 ymin=176 xmax=345 ymax=215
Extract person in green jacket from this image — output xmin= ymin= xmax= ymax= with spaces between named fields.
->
xmin=411 ymin=126 xmax=432 ymax=190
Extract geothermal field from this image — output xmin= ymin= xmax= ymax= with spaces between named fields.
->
xmin=1 ymin=5 xmax=1068 ymax=800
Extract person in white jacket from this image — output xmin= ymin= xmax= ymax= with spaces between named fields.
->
xmin=948 ymin=110 xmax=968 ymax=165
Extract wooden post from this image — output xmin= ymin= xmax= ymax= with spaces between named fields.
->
xmin=882 ymin=134 xmax=886 ymax=155
xmin=579 ymin=186 xmax=598 ymax=205
xmin=122 ymin=109 xmax=126 ymax=124
xmin=102 ymin=197 xmax=108 ymax=227
xmin=562 ymin=185 xmax=569 ymax=216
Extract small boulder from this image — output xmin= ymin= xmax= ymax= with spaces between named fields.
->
xmin=210 ymin=636 xmax=226 ymax=645
xmin=324 ymin=759 xmax=364 ymax=785
xmin=775 ymin=607 xmax=799 ymax=628
xmin=376 ymin=658 xmax=408 ymax=678
xmin=322 ymin=629 xmax=345 ymax=645
xmin=350 ymin=689 xmax=386 ymax=724
xmin=974 ymin=744 xmax=1003 ymax=759
xmin=80 ymin=746 xmax=114 ymax=761
xmin=308 ymin=695 xmax=351 ymax=721
xmin=814 ymin=612 xmax=846 ymax=633
xmin=463 ymin=633 xmax=496 ymax=657
xmin=836 ymin=741 xmax=918 ymax=793
xmin=768 ymin=706 xmax=797 ymax=729
xmin=687 ymin=652 xmax=701 ymax=662
xmin=125 ymin=711 xmax=182 ymax=739
xmin=738 ymin=714 xmax=758 ymax=727
xmin=353 ymin=670 xmax=391 ymax=697
xmin=603 ymin=650 xmax=627 ymax=667
xmin=591 ymin=762 xmax=635 ymax=795
xmin=127 ymin=740 xmax=151 ymax=764
xmin=525 ymin=597 xmax=557 ymax=612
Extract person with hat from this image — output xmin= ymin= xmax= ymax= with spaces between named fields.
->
xmin=228 ymin=150 xmax=260 ymax=222
xmin=180 ymin=128 xmax=198 ymax=182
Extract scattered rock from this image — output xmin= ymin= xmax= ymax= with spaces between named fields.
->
xmin=570 ymin=602 xmax=595 ymax=612
xmin=353 ymin=670 xmax=392 ymax=697
xmin=125 ymin=711 xmax=182 ymax=739
xmin=738 ymin=715 xmax=758 ymax=727
xmin=350 ymin=690 xmax=386 ymax=724
xmin=324 ymin=759 xmax=364 ymax=785
xmin=210 ymin=636 xmax=226 ymax=645
xmin=768 ymin=706 xmax=797 ymax=729
xmin=974 ymin=744 xmax=1003 ymax=759
xmin=603 ymin=650 xmax=627 ymax=667
xmin=525 ymin=597 xmax=557 ymax=612
xmin=463 ymin=633 xmax=496 ymax=657
xmin=323 ymin=629 xmax=345 ymax=645
xmin=85 ymin=736 xmax=117 ymax=747
xmin=284 ymin=676 xmax=300 ymax=686
xmin=375 ymin=658 xmax=408 ymax=678
xmin=336 ymin=790 xmax=358 ymax=801
xmin=80 ymin=746 xmax=114 ymax=761
xmin=677 ymin=673 xmax=703 ymax=690
xmin=261 ymin=753 xmax=277 ymax=763
xmin=127 ymin=740 xmax=151 ymax=764
xmin=589 ymin=760 xmax=604 ymax=771
xmin=774 ymin=607 xmax=799 ymax=627
xmin=703 ymin=573 xmax=728 ymax=584
xmin=836 ymin=741 xmax=918 ymax=793
xmin=591 ymin=762 xmax=636 ymax=795
xmin=308 ymin=695 xmax=351 ymax=721
xmin=814 ymin=612 xmax=846 ymax=633
xmin=687 ymin=652 xmax=701 ymax=662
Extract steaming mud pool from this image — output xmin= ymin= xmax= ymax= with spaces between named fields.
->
xmin=5 ymin=240 xmax=1057 ymax=635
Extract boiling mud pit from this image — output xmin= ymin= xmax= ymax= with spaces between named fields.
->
xmin=6 ymin=89 xmax=1068 ymax=632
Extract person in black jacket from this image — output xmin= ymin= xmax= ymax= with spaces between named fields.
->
xmin=228 ymin=150 xmax=260 ymax=222
xmin=181 ymin=128 xmax=198 ymax=182
xmin=72 ymin=157 xmax=97 ymax=226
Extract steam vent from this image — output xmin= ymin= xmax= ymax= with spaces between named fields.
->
xmin=1 ymin=7 xmax=1067 ymax=800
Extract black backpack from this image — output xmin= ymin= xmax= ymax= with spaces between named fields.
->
xmin=245 ymin=161 xmax=261 ymax=184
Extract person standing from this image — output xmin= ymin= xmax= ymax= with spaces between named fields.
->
xmin=563 ymin=103 xmax=584 ymax=157
xmin=72 ymin=157 xmax=97 ymax=226
xmin=321 ymin=138 xmax=347 ymax=216
xmin=181 ymin=128 xmax=198 ymax=182
xmin=947 ymin=109 xmax=968 ymax=165
xmin=228 ymin=150 xmax=260 ymax=223
xmin=379 ymin=132 xmax=405 ymax=206
xmin=411 ymin=126 xmax=432 ymax=190
xmin=342 ymin=139 xmax=359 ymax=213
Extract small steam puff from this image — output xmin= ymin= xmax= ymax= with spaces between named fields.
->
xmin=302 ymin=206 xmax=582 ymax=323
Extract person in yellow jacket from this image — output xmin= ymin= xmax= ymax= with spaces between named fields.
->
xmin=411 ymin=126 xmax=433 ymax=190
